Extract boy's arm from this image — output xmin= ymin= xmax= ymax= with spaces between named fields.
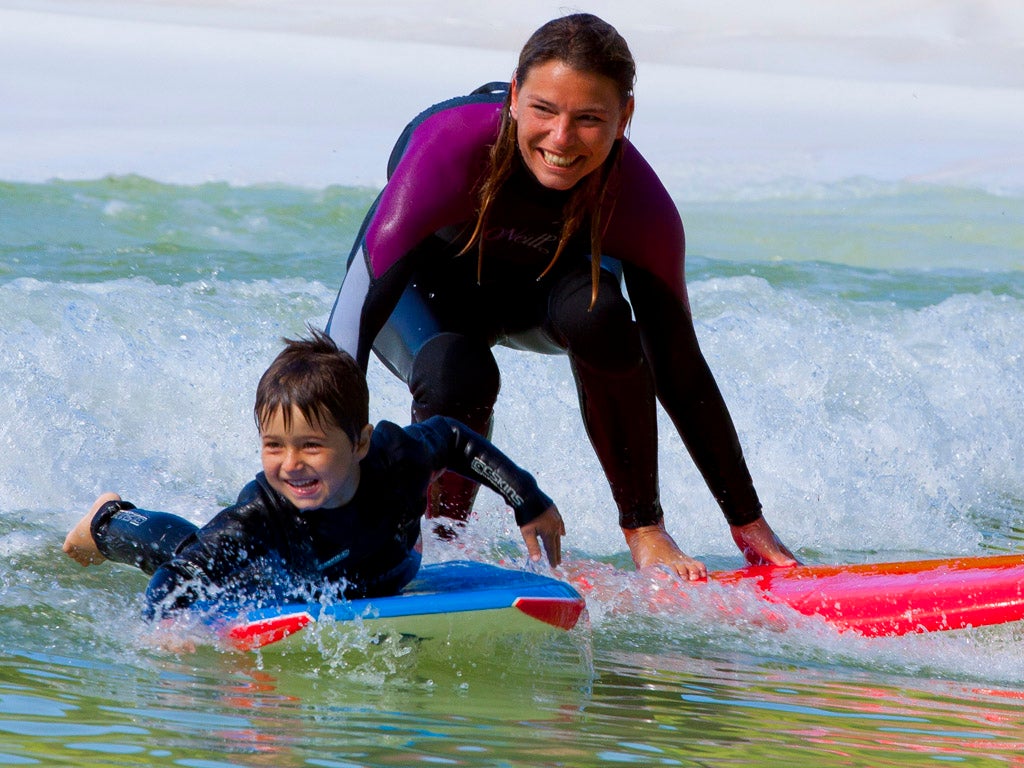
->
xmin=410 ymin=416 xmax=564 ymax=565
xmin=144 ymin=559 xmax=213 ymax=619
xmin=413 ymin=416 xmax=553 ymax=525
xmin=143 ymin=505 xmax=261 ymax=619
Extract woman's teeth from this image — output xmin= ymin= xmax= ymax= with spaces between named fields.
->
xmin=542 ymin=150 xmax=577 ymax=167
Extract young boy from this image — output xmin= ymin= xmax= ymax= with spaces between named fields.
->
xmin=63 ymin=330 xmax=564 ymax=618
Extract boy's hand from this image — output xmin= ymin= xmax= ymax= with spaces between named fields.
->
xmin=63 ymin=492 xmax=121 ymax=566
xmin=520 ymin=506 xmax=565 ymax=567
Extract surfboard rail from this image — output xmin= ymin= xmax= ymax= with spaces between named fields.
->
xmin=214 ymin=560 xmax=585 ymax=651
xmin=712 ymin=554 xmax=1024 ymax=636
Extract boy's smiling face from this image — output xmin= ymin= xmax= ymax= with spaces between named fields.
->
xmin=260 ymin=405 xmax=372 ymax=511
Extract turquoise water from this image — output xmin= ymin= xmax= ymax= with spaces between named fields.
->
xmin=2 ymin=176 xmax=1024 ymax=766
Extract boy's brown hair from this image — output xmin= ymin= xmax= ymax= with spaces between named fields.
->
xmin=254 ymin=328 xmax=369 ymax=442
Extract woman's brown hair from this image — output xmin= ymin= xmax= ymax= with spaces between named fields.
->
xmin=464 ymin=13 xmax=636 ymax=308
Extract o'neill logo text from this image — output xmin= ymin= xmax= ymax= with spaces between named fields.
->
xmin=483 ymin=227 xmax=559 ymax=256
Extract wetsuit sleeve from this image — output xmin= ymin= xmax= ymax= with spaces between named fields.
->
xmin=90 ymin=500 xmax=199 ymax=575
xmin=625 ymin=265 xmax=762 ymax=526
xmin=144 ymin=528 xmax=242 ymax=619
xmin=145 ymin=557 xmax=212 ymax=619
xmin=143 ymin=497 xmax=273 ymax=619
xmin=326 ymin=101 xmax=499 ymax=369
xmin=406 ymin=416 xmax=553 ymax=526
xmin=607 ymin=144 xmax=762 ymax=527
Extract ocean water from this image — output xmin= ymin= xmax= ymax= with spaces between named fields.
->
xmin=2 ymin=174 xmax=1024 ymax=766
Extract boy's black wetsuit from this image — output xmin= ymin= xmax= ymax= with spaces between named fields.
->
xmin=91 ymin=416 xmax=552 ymax=618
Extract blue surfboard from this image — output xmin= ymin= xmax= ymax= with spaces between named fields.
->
xmin=213 ymin=560 xmax=585 ymax=651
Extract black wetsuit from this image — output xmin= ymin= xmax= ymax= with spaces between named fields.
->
xmin=92 ymin=417 xmax=552 ymax=618
xmin=325 ymin=84 xmax=762 ymax=531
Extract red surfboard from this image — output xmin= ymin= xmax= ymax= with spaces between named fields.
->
xmin=573 ymin=554 xmax=1024 ymax=637
xmin=717 ymin=555 xmax=1024 ymax=636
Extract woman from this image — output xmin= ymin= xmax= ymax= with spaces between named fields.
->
xmin=326 ymin=13 xmax=797 ymax=579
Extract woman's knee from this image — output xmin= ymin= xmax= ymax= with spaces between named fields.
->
xmin=409 ymin=333 xmax=500 ymax=414
xmin=549 ymin=268 xmax=641 ymax=370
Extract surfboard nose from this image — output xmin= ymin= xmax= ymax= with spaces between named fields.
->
xmin=513 ymin=595 xmax=586 ymax=630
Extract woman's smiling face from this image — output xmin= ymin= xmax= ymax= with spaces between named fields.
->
xmin=510 ymin=59 xmax=634 ymax=191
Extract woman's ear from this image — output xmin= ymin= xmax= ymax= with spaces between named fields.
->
xmin=617 ymin=96 xmax=635 ymax=139
xmin=509 ymin=75 xmax=520 ymax=121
